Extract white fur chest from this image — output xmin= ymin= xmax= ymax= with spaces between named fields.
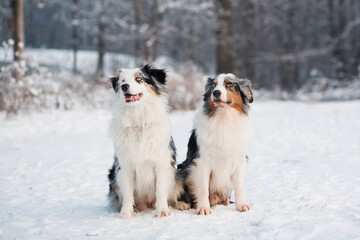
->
xmin=110 ymin=99 xmax=171 ymax=166
xmin=195 ymin=108 xmax=253 ymax=163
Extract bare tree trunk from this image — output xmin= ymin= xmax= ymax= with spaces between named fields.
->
xmin=327 ymin=0 xmax=336 ymax=39
xmin=12 ymin=0 xmax=25 ymax=62
xmin=152 ymin=0 xmax=159 ymax=61
xmin=328 ymin=0 xmax=342 ymax=79
xmin=353 ymin=1 xmax=360 ymax=77
xmin=279 ymin=1 xmax=296 ymax=92
xmin=328 ymin=0 xmax=351 ymax=82
xmin=189 ymin=19 xmax=196 ymax=63
xmin=216 ymin=0 xmax=233 ymax=74
xmin=96 ymin=0 xmax=106 ymax=81
xmin=236 ymin=0 xmax=256 ymax=83
xmin=134 ymin=0 xmax=142 ymax=63
xmin=337 ymin=0 xmax=351 ymax=82
xmin=12 ymin=0 xmax=25 ymax=80
xmin=145 ymin=0 xmax=159 ymax=64
xmin=72 ymin=0 xmax=78 ymax=75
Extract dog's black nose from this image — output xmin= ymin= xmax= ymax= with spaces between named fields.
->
xmin=213 ymin=90 xmax=221 ymax=98
xmin=121 ymin=84 xmax=129 ymax=92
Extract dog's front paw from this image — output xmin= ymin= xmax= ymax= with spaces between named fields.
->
xmin=196 ymin=207 xmax=212 ymax=215
xmin=236 ymin=202 xmax=250 ymax=212
xmin=118 ymin=212 xmax=133 ymax=219
xmin=155 ymin=209 xmax=171 ymax=218
xmin=175 ymin=201 xmax=191 ymax=211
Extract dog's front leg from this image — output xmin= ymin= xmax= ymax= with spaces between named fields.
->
xmin=232 ymin=160 xmax=250 ymax=212
xmin=191 ymin=163 xmax=211 ymax=215
xmin=117 ymin=167 xmax=135 ymax=219
xmin=154 ymin=164 xmax=172 ymax=217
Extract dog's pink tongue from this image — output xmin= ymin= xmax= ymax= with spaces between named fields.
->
xmin=125 ymin=95 xmax=132 ymax=101
xmin=125 ymin=94 xmax=141 ymax=102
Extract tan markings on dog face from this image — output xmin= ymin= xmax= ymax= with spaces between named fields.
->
xmin=226 ymin=89 xmax=245 ymax=115
xmin=133 ymin=72 xmax=142 ymax=78
xmin=134 ymin=71 xmax=157 ymax=96
xmin=146 ymin=84 xmax=157 ymax=96
xmin=224 ymin=78 xmax=235 ymax=90
xmin=208 ymin=78 xmax=228 ymax=115
xmin=208 ymin=101 xmax=218 ymax=117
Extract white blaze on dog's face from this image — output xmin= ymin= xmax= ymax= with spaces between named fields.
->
xmin=110 ymin=65 xmax=167 ymax=105
xmin=119 ymin=68 xmax=146 ymax=103
xmin=210 ymin=73 xmax=235 ymax=106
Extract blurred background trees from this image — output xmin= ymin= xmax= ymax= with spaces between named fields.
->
xmin=1 ymin=0 xmax=358 ymax=89
xmin=0 ymin=0 xmax=360 ymax=115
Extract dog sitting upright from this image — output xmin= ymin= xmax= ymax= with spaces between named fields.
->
xmin=178 ymin=73 xmax=254 ymax=215
xmin=108 ymin=65 xmax=188 ymax=218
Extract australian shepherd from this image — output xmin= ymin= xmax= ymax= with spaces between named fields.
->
xmin=107 ymin=65 xmax=189 ymax=218
xmin=178 ymin=73 xmax=254 ymax=215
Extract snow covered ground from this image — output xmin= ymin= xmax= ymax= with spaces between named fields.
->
xmin=0 ymin=101 xmax=359 ymax=239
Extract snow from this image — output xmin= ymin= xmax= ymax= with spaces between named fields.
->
xmin=1 ymin=101 xmax=360 ymax=239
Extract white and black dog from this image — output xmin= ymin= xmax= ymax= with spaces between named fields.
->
xmin=178 ymin=73 xmax=254 ymax=215
xmin=108 ymin=65 xmax=189 ymax=218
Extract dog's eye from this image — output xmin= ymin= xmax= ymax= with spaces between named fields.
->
xmin=135 ymin=76 xmax=142 ymax=82
xmin=226 ymin=82 xmax=233 ymax=88
xmin=212 ymin=83 xmax=216 ymax=88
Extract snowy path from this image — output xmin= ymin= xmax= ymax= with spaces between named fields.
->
xmin=1 ymin=101 xmax=359 ymax=239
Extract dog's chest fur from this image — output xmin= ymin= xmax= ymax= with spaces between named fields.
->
xmin=110 ymin=98 xmax=171 ymax=162
xmin=196 ymin=108 xmax=253 ymax=157
xmin=195 ymin=108 xmax=253 ymax=188
xmin=110 ymin=99 xmax=172 ymax=195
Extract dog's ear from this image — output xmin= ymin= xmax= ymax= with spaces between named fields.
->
xmin=203 ymin=77 xmax=215 ymax=101
xmin=110 ymin=77 xmax=119 ymax=92
xmin=141 ymin=64 xmax=166 ymax=85
xmin=205 ymin=77 xmax=214 ymax=91
xmin=237 ymin=78 xmax=253 ymax=103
